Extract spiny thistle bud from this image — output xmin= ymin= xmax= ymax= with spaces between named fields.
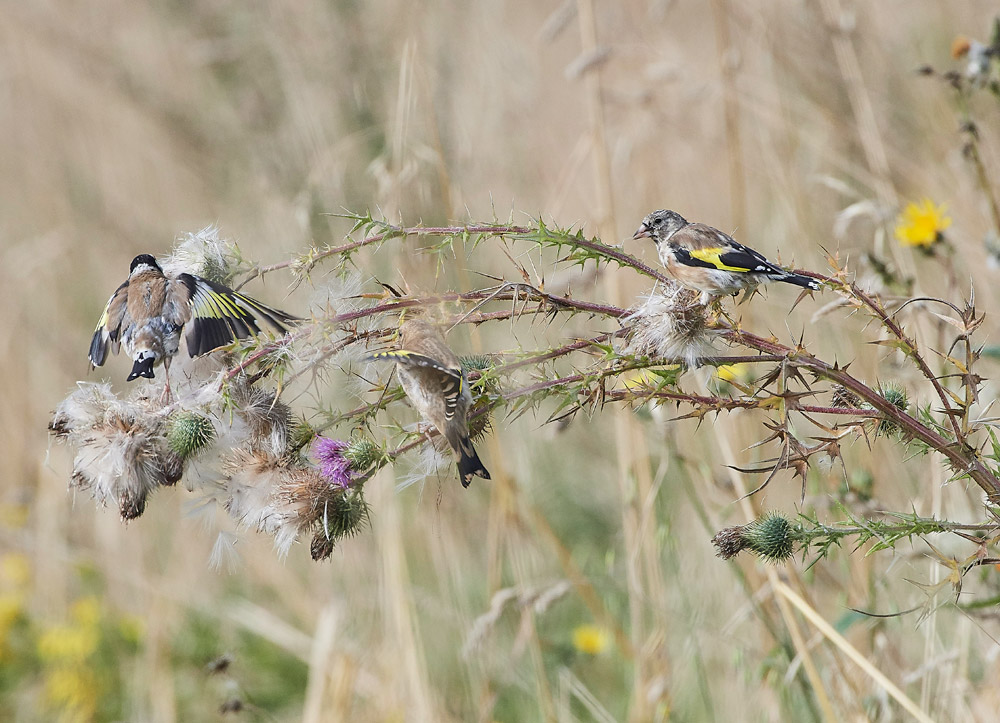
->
xmin=287 ymin=417 xmax=317 ymax=454
xmin=166 ymin=412 xmax=215 ymax=459
xmin=712 ymin=512 xmax=797 ymax=563
xmin=876 ymin=383 xmax=909 ymax=438
xmin=309 ymin=489 xmax=371 ymax=561
xmin=467 ymin=404 xmax=493 ymax=443
xmin=460 ymin=355 xmax=497 ymax=376
xmin=342 ymin=436 xmax=383 ymax=473
xmin=324 ymin=490 xmax=370 ymax=541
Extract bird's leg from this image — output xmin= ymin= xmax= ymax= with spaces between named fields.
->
xmin=160 ymin=359 xmax=173 ymax=404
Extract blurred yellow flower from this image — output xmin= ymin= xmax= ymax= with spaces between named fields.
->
xmin=44 ymin=667 xmax=98 ymax=721
xmin=0 ymin=553 xmax=30 ymax=589
xmin=716 ymin=363 xmax=751 ymax=384
xmin=71 ymin=596 xmax=101 ymax=628
xmin=38 ymin=625 xmax=98 ymax=664
xmin=0 ymin=503 xmax=29 ymax=529
xmin=572 ymin=624 xmax=610 ymax=655
xmin=895 ymin=199 xmax=951 ymax=248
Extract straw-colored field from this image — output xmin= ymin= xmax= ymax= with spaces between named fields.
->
xmin=5 ymin=2 xmax=1000 ymax=721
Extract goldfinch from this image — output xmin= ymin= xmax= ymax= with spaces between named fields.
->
xmin=370 ymin=317 xmax=490 ymax=487
xmin=633 ymin=209 xmax=819 ymax=305
xmin=89 ymin=254 xmax=296 ymax=396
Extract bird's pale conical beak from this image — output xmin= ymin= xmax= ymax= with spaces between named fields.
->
xmin=632 ymin=223 xmax=651 ymax=240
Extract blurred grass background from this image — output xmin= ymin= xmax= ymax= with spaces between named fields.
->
xmin=4 ymin=1 xmax=1000 ymax=720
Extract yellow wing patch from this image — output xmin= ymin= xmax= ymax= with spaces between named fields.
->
xmin=687 ymin=247 xmax=751 ymax=273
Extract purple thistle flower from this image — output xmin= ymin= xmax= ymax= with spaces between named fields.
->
xmin=312 ymin=436 xmax=354 ymax=488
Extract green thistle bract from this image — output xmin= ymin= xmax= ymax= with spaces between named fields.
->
xmin=876 ymin=383 xmax=909 ymax=438
xmin=166 ymin=412 xmax=215 ymax=459
xmin=460 ymin=355 xmax=496 ymax=373
xmin=342 ymin=436 xmax=383 ymax=472
xmin=321 ymin=490 xmax=370 ymax=542
xmin=287 ymin=417 xmax=317 ymax=454
xmin=743 ymin=513 xmax=796 ymax=563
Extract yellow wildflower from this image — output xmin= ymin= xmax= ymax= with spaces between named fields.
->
xmin=895 ymin=199 xmax=952 ymax=248
xmin=572 ymin=624 xmax=610 ymax=655
xmin=716 ymin=363 xmax=751 ymax=384
xmin=44 ymin=667 xmax=98 ymax=721
xmin=37 ymin=625 xmax=98 ymax=664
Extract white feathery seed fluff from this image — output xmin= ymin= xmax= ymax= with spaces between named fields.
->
xmin=70 ymin=420 xmax=164 ymax=515
xmin=224 ymin=451 xmax=283 ymax=529
xmin=209 ymin=531 xmax=242 ymax=573
xmin=50 ymin=382 xmax=117 ymax=437
xmin=221 ymin=449 xmax=323 ymax=558
xmin=229 ymin=383 xmax=291 ymax=457
xmin=395 ymin=444 xmax=451 ymax=491
xmin=624 ymin=286 xmax=718 ymax=367
xmin=52 ymin=383 xmax=172 ymax=517
xmin=309 ymin=272 xmax=365 ymax=316
xmin=161 ymin=225 xmax=244 ymax=284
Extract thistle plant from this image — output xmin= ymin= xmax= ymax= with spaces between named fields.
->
xmin=46 ymin=26 xmax=1000 ymax=615
xmin=47 ymin=211 xmax=1000 ymax=592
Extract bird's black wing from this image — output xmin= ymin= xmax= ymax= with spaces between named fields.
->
xmin=169 ymin=274 xmax=297 ymax=358
xmin=89 ymin=281 xmax=129 ymax=367
xmin=682 ymin=240 xmax=786 ymax=275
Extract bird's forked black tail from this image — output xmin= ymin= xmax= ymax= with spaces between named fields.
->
xmin=127 ymin=354 xmax=156 ymax=381
xmin=779 ymin=272 xmax=820 ymax=291
xmin=457 ymin=439 xmax=490 ymax=488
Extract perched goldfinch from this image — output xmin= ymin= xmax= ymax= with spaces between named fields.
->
xmin=371 ymin=317 xmax=490 ymax=487
xmin=633 ymin=209 xmax=819 ymax=305
xmin=89 ymin=254 xmax=296 ymax=397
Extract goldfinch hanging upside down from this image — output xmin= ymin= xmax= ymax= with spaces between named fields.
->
xmin=633 ymin=209 xmax=820 ymax=305
xmin=370 ymin=318 xmax=490 ymax=487
xmin=89 ymin=254 xmax=296 ymax=398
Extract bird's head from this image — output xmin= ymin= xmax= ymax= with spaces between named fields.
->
xmin=632 ymin=210 xmax=688 ymax=244
xmin=129 ymin=254 xmax=163 ymax=275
